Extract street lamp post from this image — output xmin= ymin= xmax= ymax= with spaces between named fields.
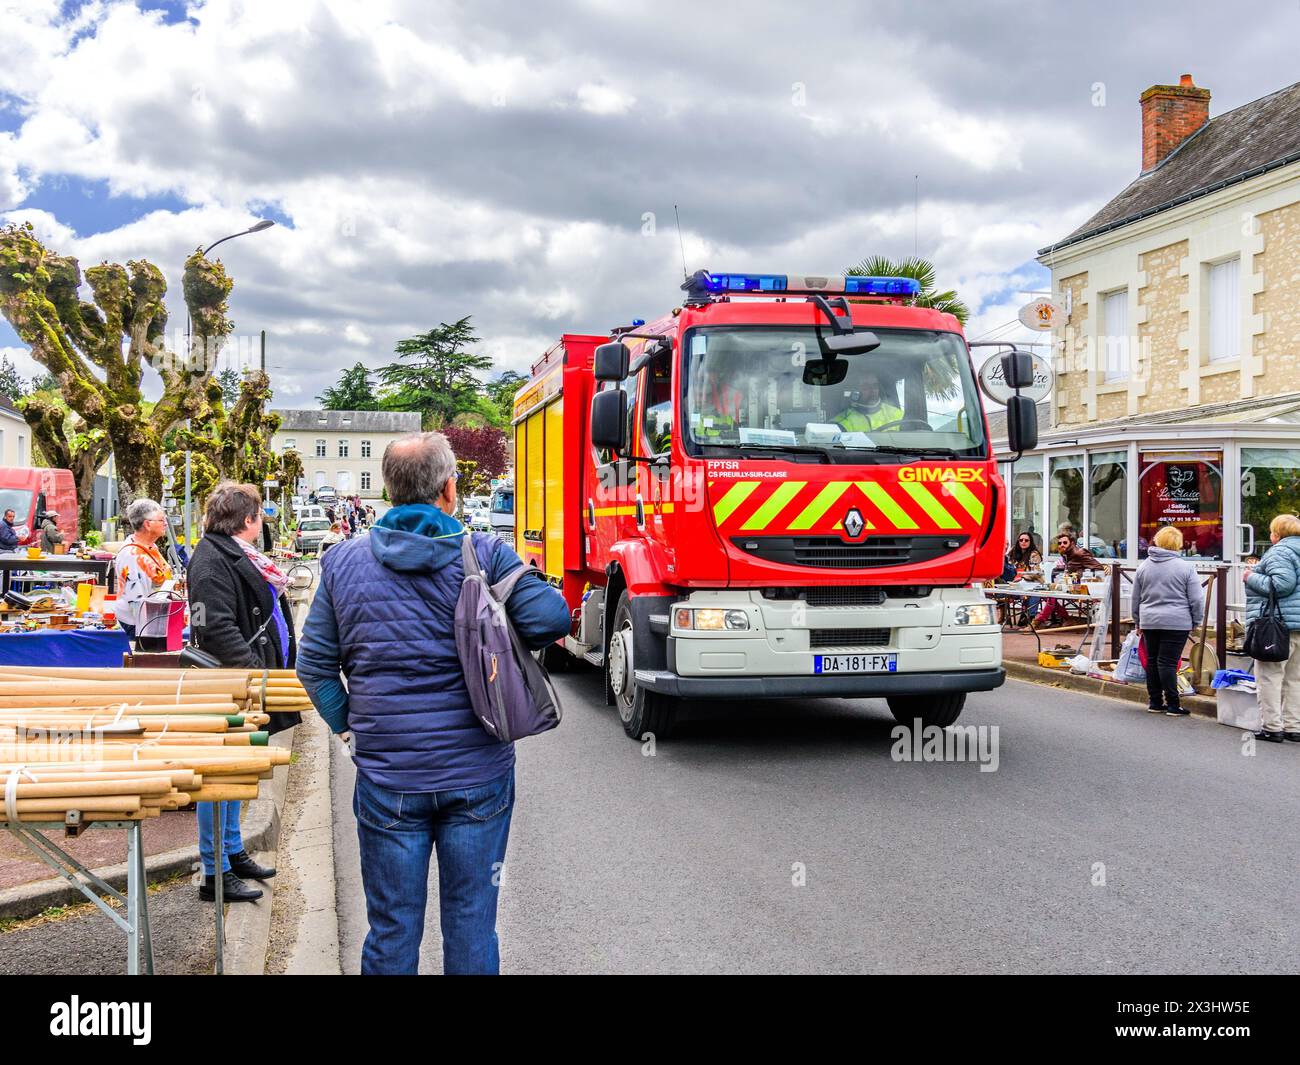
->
xmin=180 ymin=220 xmax=275 ymax=547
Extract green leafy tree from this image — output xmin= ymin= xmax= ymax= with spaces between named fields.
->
xmin=379 ymin=317 xmax=493 ymax=429
xmin=217 ymin=366 xmax=242 ymax=406
xmin=0 ymin=355 xmax=26 ymax=402
xmin=318 ymin=361 xmax=380 ymax=410
xmin=483 ymin=370 xmax=527 ymax=427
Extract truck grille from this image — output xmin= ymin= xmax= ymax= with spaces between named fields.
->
xmin=732 ymin=535 xmax=967 ymax=569
xmin=809 ymin=628 xmax=890 ymax=648
xmin=802 ymin=586 xmax=885 ymax=607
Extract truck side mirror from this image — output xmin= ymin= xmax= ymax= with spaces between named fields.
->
xmin=593 ymin=342 xmax=630 ymax=381
xmin=1005 ymin=395 xmax=1038 ymax=454
xmin=1001 ymin=351 xmax=1034 ymax=390
xmin=591 ymin=389 xmax=628 ymax=452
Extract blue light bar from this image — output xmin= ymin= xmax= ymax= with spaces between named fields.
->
xmin=700 ymin=272 xmax=921 ymax=297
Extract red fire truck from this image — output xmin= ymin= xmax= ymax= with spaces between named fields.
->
xmin=512 ymin=270 xmax=1039 ymax=739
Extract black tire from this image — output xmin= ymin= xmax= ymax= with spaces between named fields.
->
xmin=608 ymin=591 xmax=677 ymax=740
xmin=886 ymin=692 xmax=965 ymax=729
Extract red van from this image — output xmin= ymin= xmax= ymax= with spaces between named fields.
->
xmin=0 ymin=467 xmax=78 ymax=546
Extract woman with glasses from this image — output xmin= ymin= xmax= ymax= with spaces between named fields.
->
xmin=113 ymin=498 xmax=173 ymax=643
xmin=1001 ymin=531 xmax=1043 ymax=626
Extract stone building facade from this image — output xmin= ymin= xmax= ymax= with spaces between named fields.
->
xmin=1039 ymin=75 xmax=1300 ymax=429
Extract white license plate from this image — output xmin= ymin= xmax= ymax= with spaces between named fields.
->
xmin=813 ymin=654 xmax=897 ymax=674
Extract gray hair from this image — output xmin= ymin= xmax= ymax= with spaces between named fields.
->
xmin=382 ymin=432 xmax=457 ymax=506
xmin=126 ymin=498 xmax=165 ymax=532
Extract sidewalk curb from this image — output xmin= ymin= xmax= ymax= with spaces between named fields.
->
xmin=1003 ymin=660 xmax=1218 ymax=718
xmin=221 ymin=728 xmax=295 ymax=975
xmin=0 ymin=726 xmax=296 ymax=924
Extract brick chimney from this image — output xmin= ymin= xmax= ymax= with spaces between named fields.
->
xmin=1140 ymin=74 xmax=1211 ymax=172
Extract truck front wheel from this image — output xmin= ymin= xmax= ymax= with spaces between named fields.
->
xmin=609 ymin=592 xmax=677 ymax=740
xmin=886 ymin=692 xmax=965 ymax=729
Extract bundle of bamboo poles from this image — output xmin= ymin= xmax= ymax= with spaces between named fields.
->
xmin=0 ymin=666 xmax=314 ymax=715
xmin=0 ymin=666 xmax=307 ymax=825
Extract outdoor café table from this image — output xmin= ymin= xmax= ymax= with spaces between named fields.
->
xmin=986 ymin=585 xmax=1109 ymax=655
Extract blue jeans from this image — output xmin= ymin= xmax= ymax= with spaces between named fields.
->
xmin=354 ymin=767 xmax=515 ymax=975
xmin=197 ymin=801 xmax=243 ymax=876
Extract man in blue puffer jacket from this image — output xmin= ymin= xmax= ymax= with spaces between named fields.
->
xmin=296 ymin=432 xmax=570 ymax=974
xmin=1243 ymin=514 xmax=1300 ymax=743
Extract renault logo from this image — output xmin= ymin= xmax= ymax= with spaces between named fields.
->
xmin=843 ymin=507 xmax=865 ymax=538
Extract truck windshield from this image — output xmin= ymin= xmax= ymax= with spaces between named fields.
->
xmin=683 ymin=326 xmax=987 ymax=460
xmin=0 ymin=489 xmax=33 ymax=518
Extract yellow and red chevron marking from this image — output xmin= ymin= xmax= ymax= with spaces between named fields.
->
xmin=708 ymin=471 xmax=988 ymax=537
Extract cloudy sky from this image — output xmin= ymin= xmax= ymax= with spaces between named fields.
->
xmin=2 ymin=0 xmax=1297 ymax=405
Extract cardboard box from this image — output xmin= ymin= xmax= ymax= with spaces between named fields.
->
xmin=1216 ymin=685 xmax=1261 ymax=732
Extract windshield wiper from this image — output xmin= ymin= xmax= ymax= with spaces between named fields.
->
xmin=732 ymin=444 xmax=833 ymax=463
xmin=841 ymin=443 xmax=968 ymax=458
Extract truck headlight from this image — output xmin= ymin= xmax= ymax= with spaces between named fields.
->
xmin=674 ymin=608 xmax=750 ymax=631
xmin=953 ymin=604 xmax=995 ymax=626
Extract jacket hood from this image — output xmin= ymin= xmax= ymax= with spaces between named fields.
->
xmin=370 ymin=503 xmax=465 ymax=574
xmin=1147 ymin=546 xmax=1181 ymax=563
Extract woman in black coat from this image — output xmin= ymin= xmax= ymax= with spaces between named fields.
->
xmin=187 ymin=482 xmax=300 ymax=902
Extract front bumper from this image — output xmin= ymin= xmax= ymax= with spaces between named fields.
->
xmin=634 ymin=667 xmax=1005 ymax=699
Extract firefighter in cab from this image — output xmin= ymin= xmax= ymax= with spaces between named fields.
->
xmin=696 ymin=351 xmax=748 ymax=440
xmin=834 ymin=367 xmax=902 ymax=432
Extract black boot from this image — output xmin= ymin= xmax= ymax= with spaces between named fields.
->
xmin=1254 ymin=730 xmax=1286 ymax=743
xmin=1284 ymin=732 xmax=1300 ymax=743
xmin=228 ymin=851 xmax=276 ymax=881
xmin=199 ymin=871 xmax=263 ymax=902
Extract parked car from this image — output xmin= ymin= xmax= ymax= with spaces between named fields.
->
xmin=295 ymin=504 xmax=327 ymax=523
xmin=294 ymin=518 xmax=332 ymax=555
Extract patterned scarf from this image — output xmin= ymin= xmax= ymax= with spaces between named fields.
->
xmin=235 ymin=535 xmax=290 ymax=593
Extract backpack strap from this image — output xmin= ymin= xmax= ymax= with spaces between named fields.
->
xmin=461 ymin=531 xmax=533 ymax=604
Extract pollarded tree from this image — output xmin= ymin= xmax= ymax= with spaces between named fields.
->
xmin=17 ymin=389 xmax=110 ymax=534
xmin=0 ymin=222 xmax=234 ymax=507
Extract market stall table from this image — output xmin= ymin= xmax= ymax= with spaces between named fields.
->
xmin=0 ymin=628 xmax=131 ymax=667
xmin=3 ymin=816 xmax=153 ymax=974
xmin=0 ymin=556 xmax=115 ymax=596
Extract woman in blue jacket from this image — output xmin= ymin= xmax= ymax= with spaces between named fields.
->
xmin=1243 ymin=513 xmax=1300 ymax=743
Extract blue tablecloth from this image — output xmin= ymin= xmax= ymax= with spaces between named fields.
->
xmin=0 ymin=628 xmax=131 ymax=667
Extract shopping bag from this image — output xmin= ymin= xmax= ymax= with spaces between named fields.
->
xmin=1115 ymin=631 xmax=1146 ymax=684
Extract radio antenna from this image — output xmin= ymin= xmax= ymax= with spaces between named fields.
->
xmin=674 ymin=204 xmax=688 ymax=281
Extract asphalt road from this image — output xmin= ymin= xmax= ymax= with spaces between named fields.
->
xmin=333 ymin=672 xmax=1300 ymax=974
xmin=0 ymin=877 xmax=215 ymax=976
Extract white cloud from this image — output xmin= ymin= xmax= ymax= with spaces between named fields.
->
xmin=0 ymin=0 xmax=1293 ymax=412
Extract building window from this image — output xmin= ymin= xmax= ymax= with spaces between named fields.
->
xmin=338 ymin=439 xmax=349 ymax=458
xmin=1208 ymin=257 xmax=1240 ymax=362
xmin=361 ymin=471 xmax=371 ymax=491
xmin=17 ymin=435 xmax=25 ymax=464
xmin=283 ymin=438 xmax=296 ymax=450
xmin=337 ymin=471 xmax=351 ymax=493
xmin=1087 ymin=450 xmax=1126 ymax=558
xmin=315 ymin=439 xmax=326 ymax=458
xmin=1010 ymin=459 xmax=1044 ymax=553
xmin=1049 ymin=455 xmax=1084 ymax=541
xmin=315 ymin=471 xmax=326 ymax=489
xmin=361 ymin=440 xmax=371 ymax=458
xmin=1138 ymin=450 xmax=1222 ymax=560
xmin=1101 ymin=289 xmax=1129 ymax=381
xmin=1240 ymin=448 xmax=1300 ymax=558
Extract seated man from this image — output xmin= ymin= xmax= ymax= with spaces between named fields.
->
xmin=694 ymin=355 xmax=747 ymax=441
xmin=834 ymin=369 xmax=903 ymax=432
